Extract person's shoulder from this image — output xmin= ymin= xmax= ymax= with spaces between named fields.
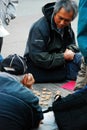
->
xmin=33 ymin=17 xmax=48 ymax=27
xmin=0 ymin=72 xmax=38 ymax=101
xmin=32 ymin=17 xmax=50 ymax=33
xmin=0 ymin=72 xmax=17 ymax=81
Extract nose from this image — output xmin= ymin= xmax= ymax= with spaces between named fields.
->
xmin=60 ymin=20 xmax=65 ymax=25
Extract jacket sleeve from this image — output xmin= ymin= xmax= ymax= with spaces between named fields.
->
xmin=25 ymin=25 xmax=65 ymax=69
xmin=77 ymin=0 xmax=87 ymax=59
xmin=66 ymin=26 xmax=80 ymax=52
xmin=67 ymin=44 xmax=80 ymax=53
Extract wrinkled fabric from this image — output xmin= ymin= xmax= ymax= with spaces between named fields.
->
xmin=0 ymin=72 xmax=43 ymax=129
xmin=74 ymin=57 xmax=87 ymax=90
xmin=77 ymin=0 xmax=87 ymax=64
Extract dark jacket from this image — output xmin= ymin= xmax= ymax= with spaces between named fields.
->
xmin=53 ymin=85 xmax=87 ymax=130
xmin=0 ymin=72 xmax=43 ymax=130
xmin=24 ymin=2 xmax=79 ymax=69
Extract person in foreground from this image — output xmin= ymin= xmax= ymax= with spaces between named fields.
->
xmin=24 ymin=0 xmax=82 ymax=83
xmin=0 ymin=54 xmax=43 ymax=130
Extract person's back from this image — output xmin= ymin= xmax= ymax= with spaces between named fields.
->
xmin=0 ymin=54 xmax=43 ymax=130
xmin=0 ymin=73 xmax=43 ymax=130
xmin=0 ymin=92 xmax=33 ymax=130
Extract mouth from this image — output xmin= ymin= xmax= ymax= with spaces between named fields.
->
xmin=57 ymin=25 xmax=64 ymax=29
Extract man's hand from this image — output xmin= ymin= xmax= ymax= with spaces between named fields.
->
xmin=64 ymin=49 xmax=75 ymax=60
xmin=21 ymin=73 xmax=35 ymax=89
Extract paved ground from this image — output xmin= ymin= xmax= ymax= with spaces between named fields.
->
xmin=2 ymin=0 xmax=77 ymax=110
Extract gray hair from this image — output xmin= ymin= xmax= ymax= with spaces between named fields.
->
xmin=53 ymin=0 xmax=78 ymax=20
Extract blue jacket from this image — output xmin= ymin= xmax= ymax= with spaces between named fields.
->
xmin=0 ymin=72 xmax=43 ymax=130
xmin=77 ymin=0 xmax=87 ymax=63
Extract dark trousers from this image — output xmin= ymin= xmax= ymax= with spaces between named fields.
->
xmin=0 ymin=37 xmax=3 ymax=53
xmin=26 ymin=58 xmax=66 ymax=83
xmin=25 ymin=53 xmax=82 ymax=83
xmin=66 ymin=52 xmax=82 ymax=80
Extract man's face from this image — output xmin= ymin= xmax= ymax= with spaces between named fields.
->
xmin=54 ymin=7 xmax=73 ymax=29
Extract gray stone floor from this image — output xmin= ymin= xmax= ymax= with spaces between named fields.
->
xmin=33 ymin=82 xmax=72 ymax=110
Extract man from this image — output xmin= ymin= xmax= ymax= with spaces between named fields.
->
xmin=24 ymin=0 xmax=82 ymax=83
xmin=0 ymin=54 xmax=43 ymax=130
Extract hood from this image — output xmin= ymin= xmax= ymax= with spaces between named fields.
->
xmin=42 ymin=2 xmax=55 ymax=22
xmin=42 ymin=2 xmax=71 ymax=32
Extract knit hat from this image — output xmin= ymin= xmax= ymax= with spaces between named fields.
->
xmin=0 ymin=54 xmax=27 ymax=75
